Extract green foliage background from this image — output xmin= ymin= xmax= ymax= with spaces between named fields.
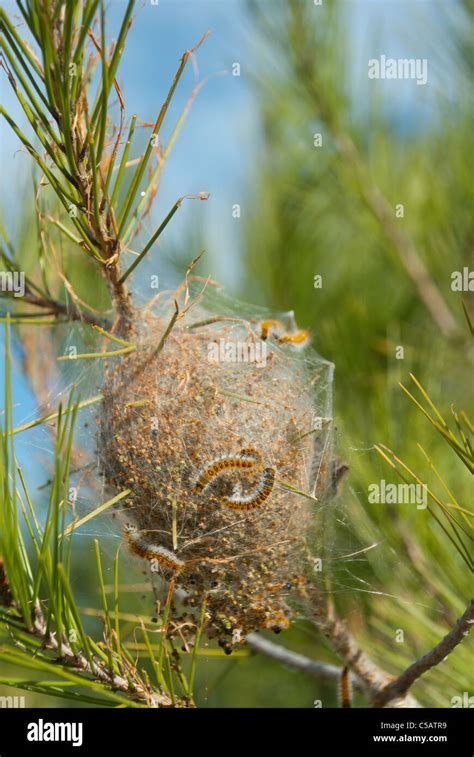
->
xmin=238 ymin=0 xmax=474 ymax=707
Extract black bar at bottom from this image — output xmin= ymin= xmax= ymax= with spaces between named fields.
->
xmin=0 ymin=707 xmax=471 ymax=755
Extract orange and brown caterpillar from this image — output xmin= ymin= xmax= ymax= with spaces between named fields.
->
xmin=123 ymin=523 xmax=185 ymax=572
xmin=278 ymin=329 xmax=310 ymax=347
xmin=193 ymin=448 xmax=262 ymax=494
xmin=259 ymin=320 xmax=311 ymax=349
xmin=220 ymin=467 xmax=275 ymax=511
xmin=339 ymin=666 xmax=352 ymax=708
xmin=259 ymin=319 xmax=283 ymax=341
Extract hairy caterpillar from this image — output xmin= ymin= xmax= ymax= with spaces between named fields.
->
xmin=339 ymin=667 xmax=352 ymax=709
xmin=193 ymin=448 xmax=262 ymax=493
xmin=278 ymin=329 xmax=311 ymax=348
xmin=259 ymin=320 xmax=311 ymax=349
xmin=220 ymin=467 xmax=275 ymax=511
xmin=123 ymin=523 xmax=185 ymax=572
xmin=259 ymin=319 xmax=283 ymax=341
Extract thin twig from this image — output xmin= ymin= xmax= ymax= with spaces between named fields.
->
xmin=302 ymin=583 xmax=420 ymax=707
xmin=151 ymin=299 xmax=180 ymax=360
xmin=375 ymin=598 xmax=474 ymax=706
xmin=246 ymin=633 xmax=364 ymax=692
xmin=0 ymin=289 xmax=111 ymax=329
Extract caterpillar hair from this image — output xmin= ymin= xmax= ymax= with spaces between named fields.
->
xmin=339 ymin=666 xmax=352 ymax=709
xmin=278 ymin=329 xmax=311 ymax=348
xmin=123 ymin=523 xmax=185 ymax=572
xmin=193 ymin=448 xmax=262 ymax=493
xmin=259 ymin=319 xmax=284 ymax=341
xmin=220 ymin=467 xmax=275 ymax=511
xmin=258 ymin=320 xmax=311 ymax=349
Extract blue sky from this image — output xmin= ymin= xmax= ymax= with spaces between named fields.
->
xmin=1 ymin=0 xmax=460 ymax=285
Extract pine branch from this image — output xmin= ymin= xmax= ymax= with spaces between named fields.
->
xmin=303 ymin=584 xmax=420 ymax=707
xmin=374 ymin=598 xmax=474 ymax=706
xmin=1 ymin=288 xmax=111 ymax=329
xmin=29 ymin=604 xmax=170 ymax=707
xmin=246 ymin=633 xmax=364 ymax=692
